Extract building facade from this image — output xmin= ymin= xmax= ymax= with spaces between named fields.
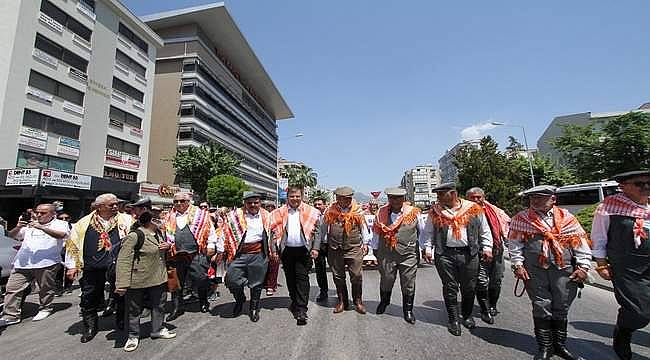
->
xmin=143 ymin=3 xmax=293 ymax=201
xmin=438 ymin=140 xmax=480 ymax=183
xmin=401 ymin=164 xmax=440 ymax=208
xmin=0 ymin=0 xmax=162 ymax=183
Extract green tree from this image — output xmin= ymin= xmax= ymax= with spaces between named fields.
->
xmin=551 ymin=111 xmax=650 ymax=182
xmin=575 ymin=203 xmax=598 ymax=234
xmin=280 ymin=164 xmax=317 ymax=189
xmin=206 ymin=175 xmax=249 ymax=208
xmin=169 ymin=142 xmax=240 ymax=200
xmin=309 ymin=188 xmax=331 ymax=204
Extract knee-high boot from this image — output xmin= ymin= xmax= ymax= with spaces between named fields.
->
xmin=402 ymin=294 xmax=415 ymax=324
xmin=352 ymin=283 xmax=366 ymax=314
xmin=166 ymin=291 xmax=184 ymax=322
xmin=333 ymin=285 xmax=350 ymax=313
xmin=551 ymin=319 xmax=584 ymax=360
xmin=445 ymin=300 xmax=461 ymax=336
xmin=80 ymin=310 xmax=98 ymax=343
xmin=476 ymin=290 xmax=494 ymax=324
xmin=533 ymin=318 xmax=553 ymax=360
xmin=376 ymin=291 xmax=391 ymax=314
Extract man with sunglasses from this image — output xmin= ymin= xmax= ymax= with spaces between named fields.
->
xmin=0 ymin=204 xmax=69 ymax=327
xmin=592 ymin=170 xmax=650 ymax=360
xmin=508 ymin=185 xmax=591 ymax=360
xmin=64 ymin=193 xmax=133 ymax=342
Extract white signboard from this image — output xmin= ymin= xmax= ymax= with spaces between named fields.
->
xmin=57 ymin=137 xmax=80 ymax=157
xmin=19 ymin=135 xmax=47 ymax=150
xmin=20 ymin=126 xmax=48 ymax=140
xmin=5 ymin=168 xmax=39 ymax=186
xmin=40 ymin=169 xmax=91 ymax=189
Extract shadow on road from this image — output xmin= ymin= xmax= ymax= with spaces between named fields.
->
xmin=470 ymin=327 xmax=536 ymax=355
xmin=572 ymin=320 xmax=650 ymax=348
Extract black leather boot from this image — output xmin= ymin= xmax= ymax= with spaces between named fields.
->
xmin=232 ymin=289 xmax=246 ymax=317
xmin=249 ymin=288 xmax=262 ymax=322
xmin=460 ymin=295 xmax=476 ymax=329
xmin=612 ymin=325 xmax=633 ymax=360
xmin=488 ymin=287 xmax=500 ymax=316
xmin=533 ymin=318 xmax=553 ymax=360
xmin=199 ymin=288 xmax=209 ymax=313
xmin=445 ymin=301 xmax=461 ymax=336
xmin=80 ymin=311 xmax=98 ymax=343
xmin=552 ymin=319 xmax=584 ymax=360
xmin=476 ymin=290 xmax=494 ymax=324
xmin=166 ymin=291 xmax=184 ymax=322
xmin=402 ymin=294 xmax=415 ymax=324
xmin=376 ymin=291 xmax=391 ymax=314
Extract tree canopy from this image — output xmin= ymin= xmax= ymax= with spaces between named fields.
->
xmin=551 ymin=111 xmax=650 ymax=182
xmin=169 ymin=143 xmax=240 ymax=200
xmin=280 ymin=164 xmax=317 ymax=189
xmin=206 ymin=175 xmax=249 ymax=208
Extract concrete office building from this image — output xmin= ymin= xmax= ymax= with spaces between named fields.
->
xmin=438 ymin=140 xmax=480 ymax=183
xmin=0 ymin=0 xmax=162 ymax=183
xmin=401 ymin=164 xmax=440 ymax=208
xmin=143 ymin=3 xmax=293 ymax=200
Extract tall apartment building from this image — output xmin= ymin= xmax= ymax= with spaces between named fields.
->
xmin=0 ymin=0 xmax=162 ymax=183
xmin=401 ymin=164 xmax=440 ymax=208
xmin=438 ymin=140 xmax=480 ymax=183
xmin=143 ymin=3 xmax=293 ymax=200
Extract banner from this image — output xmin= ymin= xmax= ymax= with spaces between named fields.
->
xmin=41 ymin=169 xmax=91 ymax=189
xmin=6 ymin=168 xmax=39 ymax=186
xmin=278 ymin=177 xmax=289 ymax=200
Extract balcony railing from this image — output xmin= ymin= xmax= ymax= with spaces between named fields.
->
xmin=72 ymin=34 xmax=91 ymax=52
xmin=63 ymin=101 xmax=84 ymax=116
xmin=26 ymin=86 xmax=54 ymax=103
xmin=32 ymin=48 xmax=58 ymax=68
xmin=76 ymin=1 xmax=96 ymax=21
xmin=39 ymin=12 xmax=63 ymax=33
xmin=68 ymin=67 xmax=88 ymax=83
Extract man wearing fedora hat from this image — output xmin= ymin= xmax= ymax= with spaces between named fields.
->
xmin=421 ymin=182 xmax=492 ymax=336
xmin=371 ymin=187 xmax=425 ymax=324
xmin=591 ymin=170 xmax=650 ymax=360
xmin=216 ymin=191 xmax=272 ymax=322
xmin=509 ymin=185 xmax=592 ymax=360
xmin=322 ymin=186 xmax=372 ymax=315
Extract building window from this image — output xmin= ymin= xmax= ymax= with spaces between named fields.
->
xmin=80 ymin=0 xmax=95 ymax=11
xmin=118 ymin=23 xmax=148 ymax=53
xmin=115 ymin=49 xmax=146 ymax=77
xmin=109 ymin=105 xmax=142 ymax=129
xmin=28 ymin=70 xmax=84 ymax=105
xmin=23 ymin=109 xmax=80 ymax=139
xmin=40 ymin=0 xmax=92 ymax=42
xmin=106 ymin=135 xmax=139 ymax=155
xmin=34 ymin=33 xmax=88 ymax=72
xmin=16 ymin=150 xmax=75 ymax=172
xmin=112 ymin=77 xmax=143 ymax=102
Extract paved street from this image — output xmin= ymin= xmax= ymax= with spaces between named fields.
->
xmin=0 ymin=264 xmax=648 ymax=360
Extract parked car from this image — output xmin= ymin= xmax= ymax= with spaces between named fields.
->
xmin=0 ymin=234 xmax=20 ymax=283
xmin=555 ymin=181 xmax=620 ymax=214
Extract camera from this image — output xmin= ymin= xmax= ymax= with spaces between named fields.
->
xmin=20 ymin=211 xmax=31 ymax=222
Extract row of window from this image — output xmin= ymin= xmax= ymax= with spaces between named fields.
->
xmin=41 ymin=0 xmax=92 ymax=42
xmin=112 ymin=76 xmax=144 ymax=102
xmin=35 ymin=33 xmax=88 ymax=72
xmin=17 ymin=150 xmax=76 ymax=173
xmin=118 ymin=23 xmax=148 ymax=54
xmin=115 ymin=49 xmax=146 ymax=77
xmin=183 ymin=62 xmax=277 ymax=140
xmin=29 ymin=70 xmax=84 ymax=106
xmin=106 ymin=135 xmax=139 ymax=156
xmin=109 ymin=105 xmax=142 ymax=129
xmin=22 ymin=108 xmax=80 ymax=139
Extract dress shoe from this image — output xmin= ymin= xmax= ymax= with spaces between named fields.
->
xmin=480 ymin=311 xmax=494 ymax=325
xmin=488 ymin=307 xmax=498 ymax=317
xmin=447 ymin=321 xmax=461 ymax=336
xmin=352 ymin=284 xmax=366 ymax=314
xmin=461 ymin=317 xmax=476 ymax=329
xmin=376 ymin=291 xmax=391 ymax=315
xmin=201 ymin=303 xmax=210 ymax=313
xmin=296 ymin=312 xmax=307 ymax=326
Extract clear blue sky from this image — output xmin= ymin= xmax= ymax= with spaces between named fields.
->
xmin=125 ymin=0 xmax=650 ymax=194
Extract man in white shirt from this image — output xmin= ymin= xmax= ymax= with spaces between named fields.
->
xmin=420 ymin=182 xmax=492 ymax=336
xmin=0 ymin=204 xmax=69 ymax=327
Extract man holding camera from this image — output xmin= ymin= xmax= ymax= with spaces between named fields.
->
xmin=0 ymin=204 xmax=69 ymax=327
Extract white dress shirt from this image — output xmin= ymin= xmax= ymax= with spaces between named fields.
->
xmin=419 ymin=208 xmax=492 ymax=254
xmin=14 ymin=218 xmax=70 ymax=269
xmin=243 ymin=212 xmax=264 ymax=244
xmin=285 ymin=206 xmax=304 ymax=247
xmin=591 ymin=203 xmax=650 ymax=258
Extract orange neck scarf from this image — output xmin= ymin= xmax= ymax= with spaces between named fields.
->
xmin=324 ymin=200 xmax=366 ymax=234
xmin=429 ymin=199 xmax=484 ymax=240
xmin=373 ymin=204 xmax=420 ymax=249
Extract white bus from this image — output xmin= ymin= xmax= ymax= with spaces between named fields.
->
xmin=555 ymin=181 xmax=619 ymax=214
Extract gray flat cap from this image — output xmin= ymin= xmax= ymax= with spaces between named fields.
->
xmin=385 ymin=187 xmax=407 ymax=196
xmin=521 ymin=185 xmax=557 ymax=196
xmin=242 ymin=191 xmax=262 ymax=201
xmin=131 ymin=197 xmax=152 ymax=208
xmin=334 ymin=186 xmax=354 ymax=197
xmin=612 ymin=170 xmax=650 ymax=182
xmin=432 ymin=182 xmax=456 ymax=192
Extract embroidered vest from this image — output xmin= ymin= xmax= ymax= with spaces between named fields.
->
xmin=328 ymin=222 xmax=362 ymax=251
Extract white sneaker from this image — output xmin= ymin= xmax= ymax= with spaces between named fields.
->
xmin=32 ymin=309 xmax=52 ymax=321
xmin=151 ymin=327 xmax=176 ymax=339
xmin=123 ymin=337 xmax=139 ymax=352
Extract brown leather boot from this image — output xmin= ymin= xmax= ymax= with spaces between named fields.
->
xmin=333 ymin=285 xmax=349 ymax=314
xmin=352 ymin=283 xmax=366 ymax=314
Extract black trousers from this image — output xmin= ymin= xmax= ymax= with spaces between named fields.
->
xmin=435 ymin=247 xmax=479 ymax=319
xmin=281 ymin=246 xmax=312 ymax=314
xmin=80 ymin=268 xmax=124 ymax=317
xmin=314 ymin=244 xmax=329 ymax=293
xmin=477 ymin=246 xmax=504 ymax=294
xmin=126 ymin=284 xmax=166 ymax=338
xmin=169 ymin=255 xmax=209 ymax=300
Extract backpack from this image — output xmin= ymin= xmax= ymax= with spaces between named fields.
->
xmin=107 ymin=229 xmax=145 ymax=284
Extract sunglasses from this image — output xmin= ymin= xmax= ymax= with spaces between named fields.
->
xmin=58 ymin=216 xmax=70 ymax=220
xmin=199 ymin=205 xmax=208 ymax=209
xmin=173 ymin=199 xmax=188 ymax=204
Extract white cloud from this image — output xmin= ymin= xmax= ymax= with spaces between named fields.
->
xmin=460 ymin=122 xmax=496 ymax=141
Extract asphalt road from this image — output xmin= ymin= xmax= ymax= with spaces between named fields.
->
xmin=0 ymin=264 xmax=648 ymax=360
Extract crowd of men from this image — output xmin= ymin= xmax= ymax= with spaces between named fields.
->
xmin=0 ymin=169 xmax=648 ymax=359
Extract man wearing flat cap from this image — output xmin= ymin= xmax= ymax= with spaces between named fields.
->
xmin=322 ymin=186 xmax=372 ymax=314
xmin=591 ymin=170 xmax=650 ymax=360
xmin=269 ymin=186 xmax=322 ymax=325
xmin=508 ymin=185 xmax=591 ymax=360
xmin=371 ymin=187 xmax=425 ymax=324
xmin=421 ymin=182 xmax=492 ymax=336
xmin=215 ymin=191 xmax=272 ymax=322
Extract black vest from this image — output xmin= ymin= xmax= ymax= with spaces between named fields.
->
xmin=175 ymin=225 xmax=198 ymax=254
xmin=607 ymin=215 xmax=650 ymax=264
xmin=83 ymin=227 xmax=121 ymax=270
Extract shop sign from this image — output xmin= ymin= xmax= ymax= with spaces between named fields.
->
xmin=41 ymin=169 xmax=91 ymax=189
xmin=19 ymin=135 xmax=47 ymax=150
xmin=57 ymin=137 xmax=80 ymax=157
xmin=105 ymin=148 xmax=140 ymax=169
xmin=20 ymin=126 xmax=48 ymax=140
xmin=5 ymin=168 xmax=39 ymax=186
xmin=104 ymin=167 xmax=137 ymax=182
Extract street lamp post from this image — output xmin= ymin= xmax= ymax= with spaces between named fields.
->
xmin=276 ymin=133 xmax=304 ymax=204
xmin=491 ymin=122 xmax=536 ymax=187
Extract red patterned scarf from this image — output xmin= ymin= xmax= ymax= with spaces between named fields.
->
xmin=596 ymin=193 xmax=649 ymax=248
xmin=163 ymin=205 xmax=213 ymax=255
xmin=428 ymin=199 xmax=484 ymax=240
xmin=509 ymin=206 xmax=589 ymax=267
xmin=90 ymin=213 xmax=117 ymax=251
xmin=373 ymin=204 xmax=420 ymax=249
xmin=223 ymin=208 xmax=271 ymax=262
xmin=483 ymin=201 xmax=511 ymax=249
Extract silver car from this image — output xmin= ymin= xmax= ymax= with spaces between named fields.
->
xmin=0 ymin=234 xmax=20 ymax=283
